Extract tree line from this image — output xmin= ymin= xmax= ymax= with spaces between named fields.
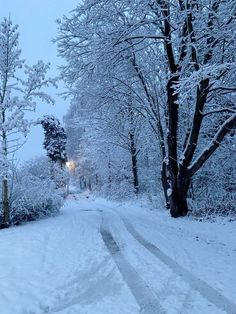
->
xmin=56 ymin=0 xmax=236 ymax=217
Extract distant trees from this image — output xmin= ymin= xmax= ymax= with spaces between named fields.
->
xmin=0 ymin=17 xmax=56 ymax=228
xmin=56 ymin=1 xmax=236 ymax=216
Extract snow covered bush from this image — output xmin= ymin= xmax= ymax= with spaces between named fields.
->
xmin=190 ymin=144 xmax=236 ymax=220
xmin=8 ymin=157 xmax=64 ymax=225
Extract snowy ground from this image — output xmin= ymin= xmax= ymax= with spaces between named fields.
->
xmin=0 ymin=194 xmax=235 ymax=314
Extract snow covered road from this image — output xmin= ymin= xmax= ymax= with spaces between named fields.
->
xmin=101 ymin=214 xmax=165 ymax=314
xmin=0 ymin=195 xmax=235 ymax=314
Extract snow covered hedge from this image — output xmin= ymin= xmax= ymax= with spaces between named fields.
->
xmin=6 ymin=157 xmax=65 ymax=225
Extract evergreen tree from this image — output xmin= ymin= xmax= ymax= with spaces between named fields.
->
xmin=41 ymin=115 xmax=67 ymax=166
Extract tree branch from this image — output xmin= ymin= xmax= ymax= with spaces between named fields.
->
xmin=202 ymin=107 xmax=236 ymax=117
xmin=188 ymin=113 xmax=236 ymax=177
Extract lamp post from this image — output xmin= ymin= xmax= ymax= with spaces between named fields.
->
xmin=65 ymin=160 xmax=76 ymax=195
xmin=65 ymin=161 xmax=70 ymax=195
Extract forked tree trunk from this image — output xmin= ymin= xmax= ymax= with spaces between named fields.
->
xmin=166 ymin=0 xmax=222 ymax=217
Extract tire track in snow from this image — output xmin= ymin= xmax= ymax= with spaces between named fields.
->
xmin=100 ymin=215 xmax=166 ymax=314
xmin=119 ymin=214 xmax=236 ymax=314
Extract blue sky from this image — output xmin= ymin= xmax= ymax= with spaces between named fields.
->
xmin=0 ymin=0 xmax=80 ymax=162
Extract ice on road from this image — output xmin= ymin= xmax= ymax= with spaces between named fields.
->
xmin=0 ymin=195 xmax=235 ymax=314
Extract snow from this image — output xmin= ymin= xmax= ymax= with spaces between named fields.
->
xmin=0 ymin=195 xmax=235 ymax=314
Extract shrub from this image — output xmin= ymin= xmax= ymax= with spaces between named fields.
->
xmin=8 ymin=157 xmax=65 ymax=225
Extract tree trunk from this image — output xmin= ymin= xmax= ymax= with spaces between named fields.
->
xmin=1 ymin=114 xmax=9 ymax=228
xmin=88 ymin=177 xmax=92 ymax=191
xmin=1 ymin=176 xmax=9 ymax=228
xmin=131 ymin=153 xmax=139 ymax=194
xmin=169 ymin=169 xmax=190 ymax=217
xmin=129 ymin=128 xmax=139 ymax=194
xmin=161 ymin=161 xmax=170 ymax=208
xmin=169 ymin=190 xmax=189 ymax=218
xmin=108 ymin=158 xmax=112 ymax=191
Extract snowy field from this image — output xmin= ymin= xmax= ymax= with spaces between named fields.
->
xmin=0 ymin=195 xmax=235 ymax=314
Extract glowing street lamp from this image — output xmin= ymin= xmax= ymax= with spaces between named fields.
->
xmin=66 ymin=160 xmax=76 ymax=173
xmin=65 ymin=160 xmax=76 ymax=196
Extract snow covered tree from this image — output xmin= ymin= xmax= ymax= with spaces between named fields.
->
xmin=41 ymin=115 xmax=67 ymax=166
xmin=0 ymin=17 xmax=56 ymax=228
xmin=56 ymin=1 xmax=236 ymax=217
xmin=146 ymin=0 xmax=236 ymax=217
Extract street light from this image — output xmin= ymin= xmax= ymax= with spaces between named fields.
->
xmin=65 ymin=160 xmax=76 ymax=195
xmin=66 ymin=160 xmax=76 ymax=172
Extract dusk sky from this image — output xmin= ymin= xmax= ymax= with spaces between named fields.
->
xmin=0 ymin=0 xmax=80 ymax=162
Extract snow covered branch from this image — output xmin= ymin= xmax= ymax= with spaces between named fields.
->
xmin=202 ymin=108 xmax=236 ymax=117
xmin=188 ymin=113 xmax=236 ymax=177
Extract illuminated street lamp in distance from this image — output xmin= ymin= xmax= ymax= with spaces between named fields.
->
xmin=65 ymin=160 xmax=76 ymax=173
